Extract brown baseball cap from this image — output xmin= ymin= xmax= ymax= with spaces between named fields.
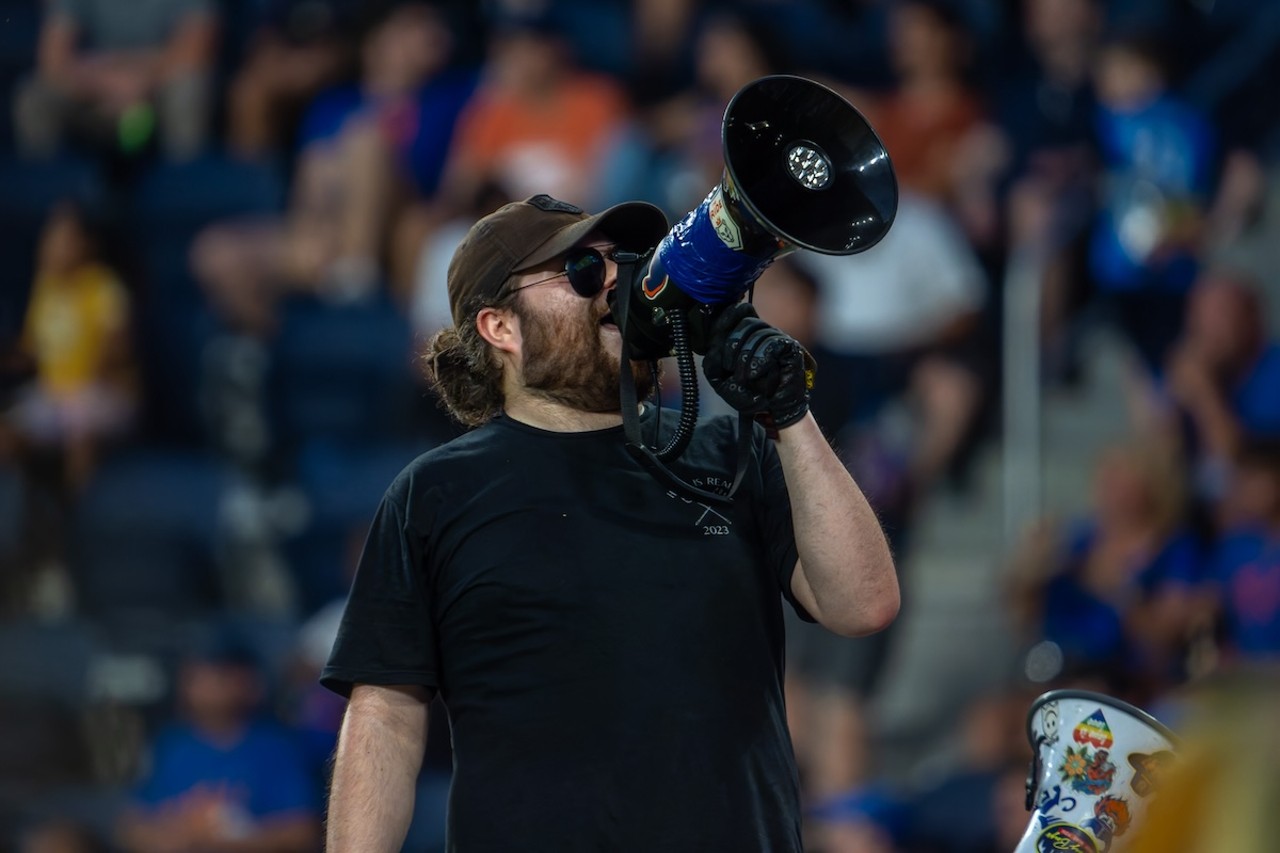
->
xmin=446 ymin=194 xmax=669 ymax=326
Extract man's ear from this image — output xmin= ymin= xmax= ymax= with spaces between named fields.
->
xmin=476 ymin=306 xmax=520 ymax=355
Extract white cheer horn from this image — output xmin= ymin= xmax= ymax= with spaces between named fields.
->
xmin=1016 ymin=690 xmax=1179 ymax=853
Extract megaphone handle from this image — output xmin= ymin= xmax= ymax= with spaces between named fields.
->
xmin=615 ymin=340 xmax=734 ymax=507
xmin=653 ymin=311 xmax=697 ymax=462
xmin=1025 ymin=734 xmax=1046 ymax=811
xmin=614 ymin=253 xmax=754 ymax=506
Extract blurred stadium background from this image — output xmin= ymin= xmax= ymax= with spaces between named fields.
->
xmin=1 ymin=0 xmax=1278 ymax=851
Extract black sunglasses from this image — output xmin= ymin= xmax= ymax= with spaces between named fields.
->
xmin=507 ymin=245 xmax=618 ymax=299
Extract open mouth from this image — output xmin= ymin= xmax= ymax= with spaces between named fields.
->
xmin=599 ymin=311 xmax=616 ymax=328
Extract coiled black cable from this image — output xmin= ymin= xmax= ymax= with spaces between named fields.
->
xmin=654 ymin=309 xmax=698 ymax=462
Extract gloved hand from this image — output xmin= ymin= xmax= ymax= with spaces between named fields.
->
xmin=702 ymin=301 xmax=816 ymax=432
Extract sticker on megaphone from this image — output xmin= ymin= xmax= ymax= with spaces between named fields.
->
xmin=1018 ymin=690 xmax=1178 ymax=853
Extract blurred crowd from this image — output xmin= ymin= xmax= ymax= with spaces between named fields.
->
xmin=1 ymin=0 xmax=1279 ymax=851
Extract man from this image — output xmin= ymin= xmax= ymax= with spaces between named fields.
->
xmin=116 ymin=630 xmax=321 ymax=853
xmin=321 ymin=194 xmax=900 ymax=851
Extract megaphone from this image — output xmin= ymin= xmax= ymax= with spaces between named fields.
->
xmin=611 ymin=74 xmax=896 ymax=502
xmin=1019 ymin=690 xmax=1179 ymax=853
xmin=619 ymin=74 xmax=898 ymax=361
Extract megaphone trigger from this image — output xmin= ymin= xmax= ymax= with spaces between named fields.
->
xmin=801 ymin=347 xmax=817 ymax=392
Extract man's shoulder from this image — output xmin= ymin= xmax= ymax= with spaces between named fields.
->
xmin=389 ymin=421 xmax=515 ymax=488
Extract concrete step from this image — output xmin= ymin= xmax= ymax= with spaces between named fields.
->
xmin=862 ymin=327 xmax=1149 ymax=783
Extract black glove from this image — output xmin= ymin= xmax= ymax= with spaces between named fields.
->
xmin=702 ymin=301 xmax=816 ymax=432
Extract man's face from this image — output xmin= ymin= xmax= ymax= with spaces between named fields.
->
xmin=509 ymin=238 xmax=653 ymax=411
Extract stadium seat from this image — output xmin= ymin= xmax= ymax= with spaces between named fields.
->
xmin=69 ymin=448 xmax=231 ymax=621
xmin=0 ymin=1 xmax=38 ymax=67
xmin=284 ymin=437 xmax=429 ymax=610
xmin=127 ymin=155 xmax=284 ymax=445
xmin=0 ymin=0 xmax=39 ymax=151
xmin=130 ymin=153 xmax=285 ymax=240
xmin=267 ymin=293 xmax=419 ymax=451
xmin=0 ymin=619 xmax=96 ymax=796
xmin=128 ymin=153 xmax=284 ymax=308
xmin=0 ymin=619 xmax=94 ymax=707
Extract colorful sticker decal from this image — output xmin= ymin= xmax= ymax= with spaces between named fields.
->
xmin=1059 ymin=746 xmax=1116 ymax=796
xmin=1073 ymin=709 xmax=1114 ymax=749
xmin=641 ymin=273 xmax=668 ymax=300
xmin=1037 ymin=784 xmax=1079 ymax=816
xmin=1127 ymin=750 xmax=1176 ymax=797
xmin=1088 ymin=795 xmax=1132 ymax=840
xmin=1042 ymin=701 xmax=1061 ymax=745
xmin=1081 ymin=749 xmax=1117 ymax=796
xmin=707 ymin=188 xmax=743 ymax=251
xmin=1036 ymin=822 xmax=1099 ymax=853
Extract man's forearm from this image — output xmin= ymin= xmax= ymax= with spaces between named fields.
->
xmin=327 ymin=684 xmax=430 ymax=853
xmin=774 ymin=414 xmax=900 ymax=636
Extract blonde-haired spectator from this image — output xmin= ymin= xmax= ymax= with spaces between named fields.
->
xmin=1008 ymin=441 xmax=1203 ymax=698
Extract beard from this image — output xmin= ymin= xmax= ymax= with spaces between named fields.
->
xmin=516 ymin=296 xmax=655 ymax=413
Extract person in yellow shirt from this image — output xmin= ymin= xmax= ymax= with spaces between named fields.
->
xmin=6 ymin=201 xmax=136 ymax=491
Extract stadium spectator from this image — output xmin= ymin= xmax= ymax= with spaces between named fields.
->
xmin=1199 ymin=438 xmax=1280 ymax=663
xmin=224 ymin=0 xmax=367 ymax=159
xmin=1008 ymin=441 xmax=1202 ymax=697
xmin=395 ymin=8 xmax=633 ymax=309
xmin=12 ymin=0 xmax=219 ymax=161
xmin=115 ymin=631 xmax=321 ymax=853
xmin=997 ymin=0 xmax=1102 ymax=383
xmin=4 ymin=201 xmax=136 ymax=494
xmin=1087 ymin=33 xmax=1218 ymax=375
xmin=191 ymin=2 xmax=476 ymax=336
xmin=999 ymin=0 xmax=1101 ymax=177
xmin=1162 ymin=269 xmax=1280 ymax=498
xmin=617 ymin=9 xmax=791 ymax=216
xmin=851 ymin=0 xmax=1007 ymax=248
xmin=436 ymin=11 xmax=630 ymax=211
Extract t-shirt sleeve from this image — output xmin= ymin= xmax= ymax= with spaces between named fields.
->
xmin=320 ymin=480 xmax=439 ymax=697
xmin=757 ymin=431 xmax=815 ymax=622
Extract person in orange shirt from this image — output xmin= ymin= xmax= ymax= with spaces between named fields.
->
xmin=849 ymin=0 xmax=1006 ymax=249
xmin=440 ymin=12 xmax=630 ymax=210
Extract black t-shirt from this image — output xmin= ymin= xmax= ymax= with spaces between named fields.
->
xmin=322 ymin=406 xmax=811 ymax=852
